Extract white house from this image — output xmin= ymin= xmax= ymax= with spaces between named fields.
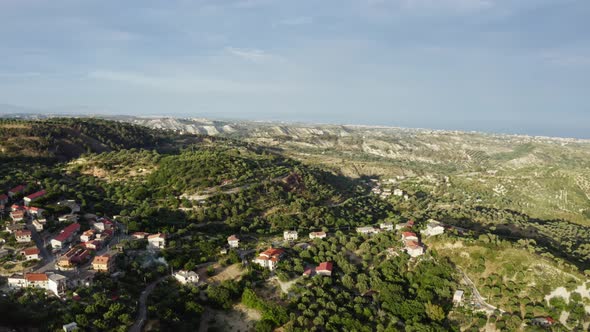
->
xmin=253 ymin=248 xmax=285 ymax=270
xmin=63 ymin=323 xmax=78 ymax=332
xmin=404 ymin=241 xmax=424 ymax=257
xmin=227 ymin=235 xmax=240 ymax=248
xmin=32 ymin=219 xmax=44 ymax=232
xmin=15 ymin=229 xmax=32 ymax=243
xmin=174 ymin=270 xmax=200 ymax=285
xmin=421 ymin=219 xmax=445 ymax=237
xmin=356 ymin=226 xmax=379 ymax=235
xmin=47 ymin=273 xmax=68 ymax=297
xmin=393 ymin=189 xmax=404 ymax=197
xmin=309 ymin=231 xmax=327 ymax=239
xmin=379 ymin=223 xmax=394 ymax=231
xmin=147 ymin=233 xmax=166 ymax=249
xmin=401 ymin=232 xmax=419 ymax=242
xmin=21 ymin=247 xmax=40 ymax=260
xmin=7 ymin=274 xmax=27 ymax=289
xmin=284 ymin=230 xmax=298 ymax=241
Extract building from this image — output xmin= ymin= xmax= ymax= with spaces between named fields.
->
xmin=404 ymin=241 xmax=424 ymax=257
xmin=8 ymin=185 xmax=26 ymax=198
xmin=57 ymin=247 xmax=90 ymax=269
xmin=356 ymin=226 xmax=379 ymax=235
xmin=26 ymin=206 xmax=44 ymax=216
xmin=393 ymin=189 xmax=404 ymax=197
xmin=92 ymin=221 xmax=106 ymax=231
xmin=83 ymin=240 xmax=102 ymax=250
xmin=401 ymin=232 xmax=419 ymax=242
xmin=227 ymin=235 xmax=240 ymax=248
xmin=284 ymin=230 xmax=298 ymax=241
xmin=147 ymin=233 xmax=166 ymax=249
xmin=174 ymin=270 xmax=200 ymax=284
xmin=7 ymin=274 xmax=27 ymax=289
xmin=132 ymin=232 xmax=150 ymax=239
xmin=253 ymin=248 xmax=285 ymax=270
xmin=32 ymin=219 xmax=45 ymax=232
xmin=453 ymin=290 xmax=464 ymax=305
xmin=421 ymin=219 xmax=445 ymax=237
xmin=24 ymin=190 xmax=46 ymax=206
xmin=63 ymin=323 xmax=78 ymax=332
xmin=10 ymin=210 xmax=26 ymax=222
xmin=316 ymin=262 xmax=334 ymax=276
xmin=395 ymin=220 xmax=414 ymax=230
xmin=47 ymin=273 xmax=68 ymax=297
xmin=80 ymin=230 xmax=96 ymax=242
xmin=379 ymin=222 xmax=394 ymax=231
xmin=92 ymin=255 xmax=115 ymax=272
xmin=5 ymin=222 xmax=23 ymax=234
xmin=50 ymin=223 xmax=81 ymax=250
xmin=309 ymin=231 xmax=327 ymax=239
xmin=15 ymin=229 xmax=32 ymax=243
xmin=25 ymin=273 xmax=49 ymax=289
xmin=21 ymin=247 xmax=40 ymax=260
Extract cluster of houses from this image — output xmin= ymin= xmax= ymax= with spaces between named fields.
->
xmin=366 ymin=178 xmax=409 ymax=200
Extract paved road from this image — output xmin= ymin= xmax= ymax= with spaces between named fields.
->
xmin=129 ymin=276 xmax=168 ymax=332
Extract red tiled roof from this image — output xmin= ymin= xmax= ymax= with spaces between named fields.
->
xmin=148 ymin=233 xmax=165 ymax=239
xmin=405 ymin=240 xmax=421 ymax=249
xmin=228 ymin=235 xmax=239 ymax=241
xmin=262 ymin=248 xmax=284 ymax=257
xmin=9 ymin=185 xmax=25 ymax=194
xmin=25 ymin=273 xmax=48 ymax=282
xmin=402 ymin=232 xmax=417 ymax=238
xmin=54 ymin=223 xmax=80 ymax=242
xmin=22 ymin=247 xmax=40 ymax=255
xmin=317 ymin=262 xmax=333 ymax=272
xmin=25 ymin=190 xmax=46 ymax=200
xmin=93 ymin=255 xmax=110 ymax=264
xmin=15 ymin=230 xmax=32 ymax=237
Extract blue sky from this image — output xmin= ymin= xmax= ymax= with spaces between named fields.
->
xmin=0 ymin=0 xmax=589 ymax=138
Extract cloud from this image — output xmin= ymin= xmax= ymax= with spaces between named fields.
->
xmin=225 ymin=47 xmax=278 ymax=62
xmin=87 ymin=70 xmax=288 ymax=94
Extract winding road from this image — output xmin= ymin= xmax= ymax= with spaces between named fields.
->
xmin=129 ymin=276 xmax=168 ymax=332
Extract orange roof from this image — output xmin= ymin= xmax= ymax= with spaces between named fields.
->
xmin=15 ymin=229 xmax=32 ymax=236
xmin=25 ymin=273 xmax=48 ymax=282
xmin=93 ymin=255 xmax=111 ymax=264
xmin=261 ymin=248 xmax=285 ymax=257
xmin=402 ymin=232 xmax=417 ymax=238
xmin=22 ymin=247 xmax=40 ymax=255
xmin=228 ymin=235 xmax=239 ymax=241
xmin=405 ymin=240 xmax=421 ymax=249
xmin=148 ymin=233 xmax=165 ymax=239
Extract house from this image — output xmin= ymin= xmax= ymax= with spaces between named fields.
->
xmin=15 ymin=229 xmax=32 ymax=243
xmin=32 ymin=219 xmax=44 ymax=232
xmin=26 ymin=206 xmax=44 ymax=216
xmin=174 ymin=270 xmax=200 ymax=285
xmin=395 ymin=220 xmax=415 ymax=230
xmin=23 ymin=190 xmax=46 ymax=206
xmin=47 ymin=273 xmax=68 ymax=297
xmin=8 ymin=185 xmax=26 ymax=198
xmin=284 ymin=230 xmax=298 ymax=241
xmin=453 ymin=290 xmax=464 ymax=305
xmin=92 ymin=255 xmax=115 ymax=272
xmin=5 ymin=222 xmax=23 ymax=233
xmin=404 ymin=241 xmax=424 ymax=257
xmin=58 ymin=214 xmax=78 ymax=223
xmin=0 ymin=193 xmax=8 ymax=205
xmin=303 ymin=262 xmax=334 ymax=277
xmin=401 ymin=232 xmax=419 ymax=242
xmin=25 ymin=273 xmax=49 ymax=289
xmin=63 ymin=322 xmax=78 ymax=332
xmin=253 ymin=248 xmax=285 ymax=270
xmin=131 ymin=232 xmax=149 ymax=239
xmin=83 ymin=240 xmax=102 ymax=250
xmin=309 ymin=231 xmax=327 ymax=239
xmin=10 ymin=210 xmax=26 ymax=222
xmin=58 ymin=247 xmax=91 ymax=269
xmin=7 ymin=274 xmax=27 ymax=289
xmin=379 ymin=222 xmax=394 ymax=231
xmin=316 ymin=262 xmax=334 ymax=276
xmin=50 ymin=223 xmax=81 ymax=249
xmin=421 ymin=219 xmax=445 ymax=237
xmin=21 ymin=247 xmax=40 ymax=260
xmin=356 ymin=226 xmax=379 ymax=235
xmin=227 ymin=235 xmax=240 ymax=248
xmin=92 ymin=221 xmax=106 ymax=231
xmin=147 ymin=233 xmax=166 ymax=249
xmin=393 ymin=189 xmax=404 ymax=197
xmin=531 ymin=317 xmax=555 ymax=327
xmin=80 ymin=230 xmax=96 ymax=242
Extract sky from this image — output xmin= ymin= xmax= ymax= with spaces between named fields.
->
xmin=0 ymin=0 xmax=589 ymax=138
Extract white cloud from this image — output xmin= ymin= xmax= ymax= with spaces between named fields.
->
xmin=225 ymin=47 xmax=278 ymax=62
